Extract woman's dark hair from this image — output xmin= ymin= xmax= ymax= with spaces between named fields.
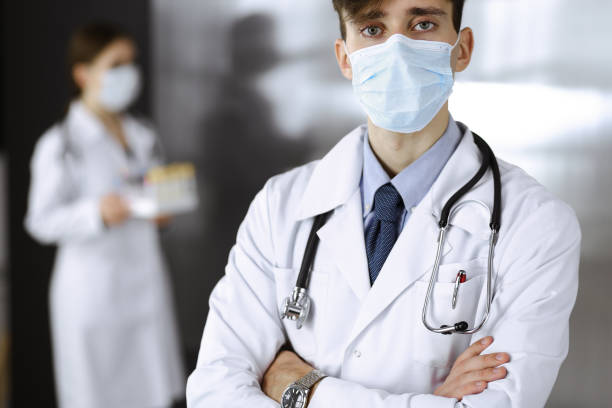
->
xmin=67 ymin=22 xmax=131 ymax=95
xmin=332 ymin=0 xmax=466 ymax=39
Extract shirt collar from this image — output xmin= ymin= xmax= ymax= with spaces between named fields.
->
xmin=66 ymin=100 xmax=109 ymax=142
xmin=361 ymin=115 xmax=463 ymax=217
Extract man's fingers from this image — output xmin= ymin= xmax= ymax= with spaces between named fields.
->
xmin=446 ymin=367 xmax=507 ymax=400
xmin=467 ymin=366 xmax=508 ymax=384
xmin=454 ymin=336 xmax=494 ymax=366
xmin=460 ymin=352 xmax=510 ymax=373
xmin=437 ymin=337 xmax=511 ymax=401
xmin=457 ymin=381 xmax=488 ymax=399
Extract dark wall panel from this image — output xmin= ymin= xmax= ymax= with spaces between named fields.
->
xmin=2 ymin=1 xmax=151 ymax=406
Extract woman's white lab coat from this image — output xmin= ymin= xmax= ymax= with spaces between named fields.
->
xmin=25 ymin=101 xmax=185 ymax=408
xmin=186 ymin=123 xmax=581 ymax=407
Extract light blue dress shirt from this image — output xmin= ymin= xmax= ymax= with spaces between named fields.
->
xmin=361 ymin=116 xmax=463 ymax=233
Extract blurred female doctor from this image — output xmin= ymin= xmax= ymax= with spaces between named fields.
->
xmin=24 ymin=23 xmax=184 ymax=408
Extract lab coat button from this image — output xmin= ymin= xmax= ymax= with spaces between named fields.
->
xmin=353 ymin=350 xmax=362 ymax=358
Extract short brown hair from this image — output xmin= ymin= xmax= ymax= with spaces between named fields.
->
xmin=332 ymin=0 xmax=466 ymax=39
xmin=67 ymin=22 xmax=132 ymax=95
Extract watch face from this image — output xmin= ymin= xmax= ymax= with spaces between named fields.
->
xmin=281 ymin=386 xmax=307 ymax=408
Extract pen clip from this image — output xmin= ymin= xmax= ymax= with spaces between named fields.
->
xmin=452 ymin=270 xmax=467 ymax=309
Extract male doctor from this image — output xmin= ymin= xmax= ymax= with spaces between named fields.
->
xmin=186 ymin=0 xmax=581 ymax=407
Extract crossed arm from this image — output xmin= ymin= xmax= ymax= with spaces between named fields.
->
xmin=261 ymin=336 xmax=510 ymax=405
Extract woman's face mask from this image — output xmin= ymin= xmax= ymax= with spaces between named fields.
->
xmin=97 ymin=64 xmax=142 ymax=113
xmin=346 ymin=32 xmax=461 ymax=134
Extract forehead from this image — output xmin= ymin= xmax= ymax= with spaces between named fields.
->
xmin=95 ymin=38 xmax=136 ymax=64
xmin=347 ymin=0 xmax=453 ymax=20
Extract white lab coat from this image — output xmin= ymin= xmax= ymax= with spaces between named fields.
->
xmin=186 ymin=123 xmax=581 ymax=408
xmin=25 ymin=101 xmax=185 ymax=408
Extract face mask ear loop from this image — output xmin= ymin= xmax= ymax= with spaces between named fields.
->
xmin=450 ymin=29 xmax=464 ymax=79
xmin=343 ymin=40 xmax=353 ymax=65
xmin=451 ymin=29 xmax=463 ymax=51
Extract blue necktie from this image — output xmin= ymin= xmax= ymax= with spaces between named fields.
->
xmin=365 ymin=183 xmax=405 ymax=284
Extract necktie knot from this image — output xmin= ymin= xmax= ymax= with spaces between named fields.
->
xmin=373 ymin=183 xmax=404 ymax=222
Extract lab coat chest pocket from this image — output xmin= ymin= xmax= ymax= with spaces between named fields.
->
xmin=274 ymin=267 xmax=329 ymax=360
xmin=410 ymin=258 xmax=487 ymax=368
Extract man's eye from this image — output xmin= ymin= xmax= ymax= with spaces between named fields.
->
xmin=362 ymin=25 xmax=383 ymax=37
xmin=415 ymin=21 xmax=435 ymax=31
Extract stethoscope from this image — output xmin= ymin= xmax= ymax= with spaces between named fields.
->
xmin=281 ymin=132 xmax=501 ymax=335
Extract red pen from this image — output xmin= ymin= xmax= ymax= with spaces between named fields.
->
xmin=452 ymin=270 xmax=467 ymax=309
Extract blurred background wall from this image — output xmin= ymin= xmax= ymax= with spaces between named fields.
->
xmin=2 ymin=0 xmax=610 ymax=406
xmin=1 ymin=132 xmax=7 ymax=405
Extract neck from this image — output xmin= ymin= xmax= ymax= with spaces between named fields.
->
xmin=80 ymin=96 xmax=128 ymax=149
xmin=367 ymin=105 xmax=450 ymax=178
xmin=81 ymin=96 xmax=121 ymax=128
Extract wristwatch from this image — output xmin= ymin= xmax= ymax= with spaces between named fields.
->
xmin=280 ymin=369 xmax=327 ymax=408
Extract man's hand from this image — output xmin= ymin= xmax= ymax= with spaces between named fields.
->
xmin=434 ymin=336 xmax=510 ymax=401
xmin=262 ymin=350 xmax=314 ymax=403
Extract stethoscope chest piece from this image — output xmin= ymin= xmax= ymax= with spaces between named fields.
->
xmin=281 ymin=287 xmax=311 ymax=330
xmin=279 ymin=211 xmax=332 ymax=330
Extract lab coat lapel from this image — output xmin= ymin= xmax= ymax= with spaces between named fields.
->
xmin=67 ymin=101 xmax=107 ymax=144
xmin=347 ymin=197 xmax=447 ymax=343
xmin=346 ymin=124 xmax=488 ymax=344
xmin=295 ymin=125 xmax=370 ymax=302
xmin=67 ymin=101 xmax=131 ymax=171
xmin=295 ymin=126 xmax=366 ymax=221
xmin=316 ymin=188 xmax=371 ymax=302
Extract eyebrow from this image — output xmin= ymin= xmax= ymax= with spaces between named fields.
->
xmin=351 ymin=6 xmax=447 ymax=24
xmin=351 ymin=9 xmax=386 ymax=24
xmin=408 ymin=6 xmax=447 ymax=17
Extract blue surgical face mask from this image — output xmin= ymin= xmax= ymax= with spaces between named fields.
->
xmin=346 ymin=33 xmax=461 ymax=133
xmin=98 ymin=64 xmax=142 ymax=113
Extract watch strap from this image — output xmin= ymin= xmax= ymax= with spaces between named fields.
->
xmin=295 ymin=369 xmax=327 ymax=390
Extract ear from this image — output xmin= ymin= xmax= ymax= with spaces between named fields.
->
xmin=454 ymin=27 xmax=474 ymax=73
xmin=334 ymin=38 xmax=353 ymax=81
xmin=72 ymin=63 xmax=89 ymax=91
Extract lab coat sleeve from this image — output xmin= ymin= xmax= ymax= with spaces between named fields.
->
xmin=309 ymin=378 xmax=458 ymax=408
xmin=457 ymin=200 xmax=581 ymax=407
xmin=309 ymin=200 xmax=580 ymax=408
xmin=186 ymin=181 xmax=286 ymax=408
xmin=24 ymin=131 xmax=104 ymax=245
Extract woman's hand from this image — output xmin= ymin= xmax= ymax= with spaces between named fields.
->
xmin=100 ymin=193 xmax=130 ymax=227
xmin=434 ymin=336 xmax=510 ymax=401
xmin=153 ymin=214 xmax=172 ymax=228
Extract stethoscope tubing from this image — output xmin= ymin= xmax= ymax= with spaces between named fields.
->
xmin=422 ymin=132 xmax=501 ymax=335
xmin=282 ymin=132 xmax=501 ymax=336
